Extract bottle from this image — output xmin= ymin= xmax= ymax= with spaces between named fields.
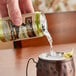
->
xmin=0 ymin=12 xmax=47 ymax=42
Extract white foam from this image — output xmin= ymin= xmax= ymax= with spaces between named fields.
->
xmin=39 ymin=52 xmax=66 ymax=60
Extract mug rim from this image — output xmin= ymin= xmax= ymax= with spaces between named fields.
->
xmin=38 ymin=52 xmax=73 ymax=62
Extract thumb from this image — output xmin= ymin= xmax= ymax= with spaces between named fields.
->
xmin=7 ymin=0 xmax=22 ymax=26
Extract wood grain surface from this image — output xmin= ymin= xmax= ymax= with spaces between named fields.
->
xmin=0 ymin=43 xmax=76 ymax=76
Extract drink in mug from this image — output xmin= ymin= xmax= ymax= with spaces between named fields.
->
xmin=0 ymin=12 xmax=47 ymax=42
xmin=26 ymin=51 xmax=75 ymax=76
xmin=37 ymin=51 xmax=75 ymax=76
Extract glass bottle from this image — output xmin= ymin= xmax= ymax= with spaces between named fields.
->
xmin=0 ymin=12 xmax=47 ymax=42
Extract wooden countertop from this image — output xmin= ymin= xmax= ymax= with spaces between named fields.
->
xmin=0 ymin=43 xmax=76 ymax=76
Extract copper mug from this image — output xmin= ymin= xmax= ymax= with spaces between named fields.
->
xmin=26 ymin=52 xmax=75 ymax=76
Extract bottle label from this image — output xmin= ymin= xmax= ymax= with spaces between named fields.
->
xmin=0 ymin=12 xmax=44 ymax=42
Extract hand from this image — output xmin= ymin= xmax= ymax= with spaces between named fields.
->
xmin=0 ymin=0 xmax=34 ymax=26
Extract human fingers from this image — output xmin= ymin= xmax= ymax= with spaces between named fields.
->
xmin=19 ymin=0 xmax=34 ymax=13
xmin=0 ymin=4 xmax=8 ymax=17
xmin=7 ymin=0 xmax=22 ymax=26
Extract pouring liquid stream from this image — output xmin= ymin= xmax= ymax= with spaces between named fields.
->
xmin=43 ymin=29 xmax=56 ymax=56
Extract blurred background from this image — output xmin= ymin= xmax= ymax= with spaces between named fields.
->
xmin=32 ymin=0 xmax=76 ymax=12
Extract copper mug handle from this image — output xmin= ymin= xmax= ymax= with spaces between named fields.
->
xmin=26 ymin=58 xmax=37 ymax=76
